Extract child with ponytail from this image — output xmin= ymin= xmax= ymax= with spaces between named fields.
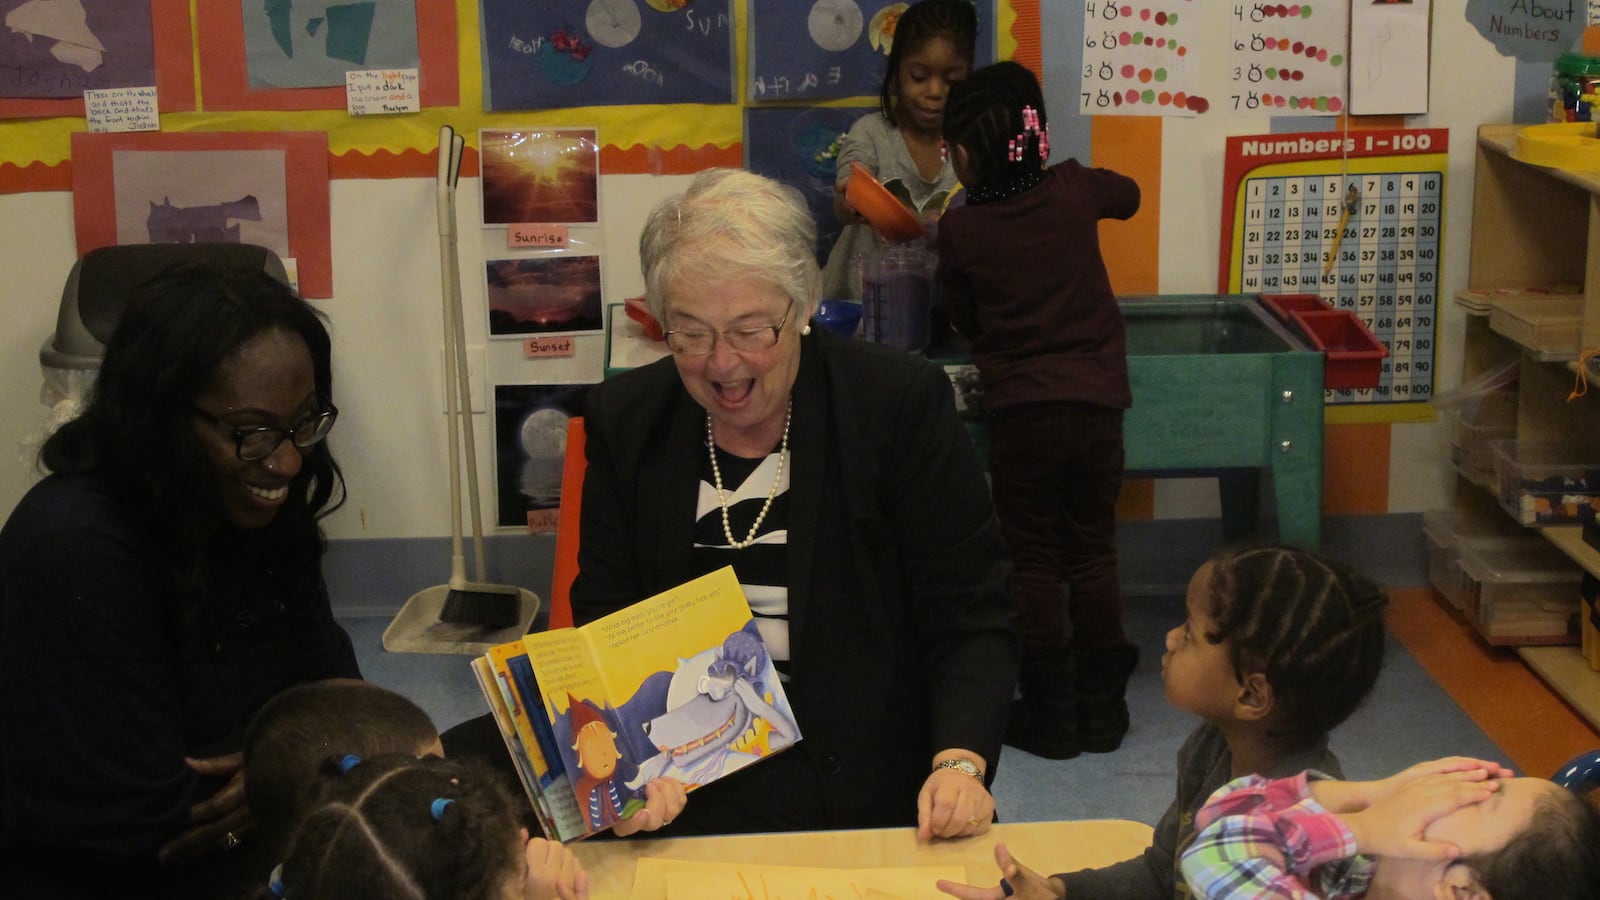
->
xmin=261 ymin=754 xmax=587 ymax=900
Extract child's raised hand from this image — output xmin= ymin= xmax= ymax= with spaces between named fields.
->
xmin=519 ymin=833 xmax=589 ymax=900
xmin=1341 ymin=773 xmax=1501 ymax=862
xmin=935 ymin=843 xmax=1065 ymax=900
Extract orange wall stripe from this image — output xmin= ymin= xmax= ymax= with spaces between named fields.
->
xmin=1323 ymin=422 xmax=1391 ymax=514
xmin=0 ymin=161 xmax=70 ymax=194
xmin=1116 ymin=478 xmax=1156 ymax=521
xmin=1009 ymin=0 xmax=1042 ymax=76
xmin=1092 ymin=118 xmax=1162 ymax=296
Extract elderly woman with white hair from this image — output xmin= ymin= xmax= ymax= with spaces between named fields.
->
xmin=566 ymin=168 xmax=1017 ymax=840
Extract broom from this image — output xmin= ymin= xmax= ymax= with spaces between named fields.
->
xmin=434 ymin=124 xmax=521 ymax=629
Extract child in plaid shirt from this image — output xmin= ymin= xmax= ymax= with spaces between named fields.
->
xmin=1181 ymin=757 xmax=1600 ymax=900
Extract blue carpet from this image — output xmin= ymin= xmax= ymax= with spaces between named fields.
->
xmin=341 ymin=591 xmax=1505 ymax=829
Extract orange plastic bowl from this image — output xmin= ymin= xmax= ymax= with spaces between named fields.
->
xmin=844 ymin=161 xmax=926 ymax=243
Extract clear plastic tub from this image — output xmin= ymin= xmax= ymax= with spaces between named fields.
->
xmin=1422 ymin=507 xmax=1533 ymax=610
xmin=1456 ymin=539 xmax=1583 ymax=643
xmin=1450 ymin=388 xmax=1517 ymax=488
xmin=1491 ymin=440 xmax=1600 ymax=526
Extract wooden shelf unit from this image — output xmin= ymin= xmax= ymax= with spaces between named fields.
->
xmin=1460 ymin=125 xmax=1600 ymax=728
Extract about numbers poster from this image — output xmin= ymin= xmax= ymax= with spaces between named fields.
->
xmin=1218 ymin=128 xmax=1448 ymax=421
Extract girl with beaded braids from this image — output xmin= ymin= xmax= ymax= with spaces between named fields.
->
xmin=938 ymin=543 xmax=1389 ymax=900
xmin=263 ymin=754 xmax=587 ymax=900
xmin=935 ymin=60 xmax=1142 ymax=763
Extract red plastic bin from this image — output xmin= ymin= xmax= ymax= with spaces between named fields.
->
xmin=1291 ymin=309 xmax=1388 ymax=390
xmin=1258 ymin=293 xmax=1332 ymax=324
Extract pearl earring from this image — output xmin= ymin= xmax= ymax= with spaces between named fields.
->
xmin=801 ymin=323 xmax=812 ymax=336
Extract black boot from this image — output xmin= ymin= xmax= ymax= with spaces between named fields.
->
xmin=1076 ymin=644 xmax=1139 ymax=754
xmin=1004 ymin=647 xmax=1081 ymax=760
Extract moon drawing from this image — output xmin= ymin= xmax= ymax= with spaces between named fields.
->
xmin=808 ymin=0 xmax=863 ymax=52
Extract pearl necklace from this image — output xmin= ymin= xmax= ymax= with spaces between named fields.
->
xmin=706 ymin=400 xmax=791 ymax=550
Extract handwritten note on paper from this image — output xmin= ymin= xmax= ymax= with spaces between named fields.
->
xmin=1080 ymin=1 xmax=1210 ymax=117
xmin=523 ymin=335 xmax=576 ymax=358
xmin=1230 ymin=2 xmax=1347 ymax=116
xmin=345 ymin=68 xmax=420 ymax=115
xmin=509 ymin=224 xmax=570 ymax=249
xmin=84 ymin=87 xmax=159 ymax=133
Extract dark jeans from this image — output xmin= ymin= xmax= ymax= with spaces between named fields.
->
xmin=987 ymin=402 xmax=1126 ymax=654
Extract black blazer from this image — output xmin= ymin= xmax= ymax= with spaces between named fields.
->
xmin=573 ymin=328 xmax=1017 ymax=834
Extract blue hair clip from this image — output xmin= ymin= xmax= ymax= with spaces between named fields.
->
xmin=268 ymin=862 xmax=286 ymax=897
xmin=338 ymin=754 xmax=361 ymax=774
xmin=431 ymin=798 xmax=454 ymax=820
xmin=1553 ymin=749 xmax=1600 ymax=794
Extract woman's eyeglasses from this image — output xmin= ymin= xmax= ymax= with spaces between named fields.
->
xmin=192 ymin=405 xmax=339 ymax=461
xmin=664 ymin=301 xmax=794 ymax=356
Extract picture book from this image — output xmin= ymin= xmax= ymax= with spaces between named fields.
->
xmin=475 ymin=565 xmax=800 ymax=842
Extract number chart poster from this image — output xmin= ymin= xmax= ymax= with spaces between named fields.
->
xmin=479 ymin=0 xmax=733 ymax=110
xmin=747 ymin=0 xmax=996 ymax=102
xmin=1219 ymin=128 xmax=1447 ymax=420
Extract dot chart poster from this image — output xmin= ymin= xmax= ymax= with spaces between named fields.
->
xmin=1080 ymin=1 xmax=1207 ymax=117
xmin=1229 ymin=2 xmax=1347 ymax=116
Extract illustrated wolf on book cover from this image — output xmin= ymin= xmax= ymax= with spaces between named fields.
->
xmin=481 ymin=566 xmax=800 ymax=840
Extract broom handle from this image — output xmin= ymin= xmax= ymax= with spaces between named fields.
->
xmin=437 ymin=126 xmax=469 ymax=589
xmin=442 ymin=131 xmax=491 ymax=582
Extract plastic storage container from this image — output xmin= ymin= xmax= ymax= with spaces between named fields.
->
xmin=1450 ymin=388 xmax=1517 ymax=488
xmin=1456 ymin=539 xmax=1583 ymax=644
xmin=1491 ymin=440 xmax=1600 ymax=526
xmin=861 ymin=242 xmax=934 ymax=352
xmin=1550 ymin=53 xmax=1600 ymax=123
xmin=1422 ymin=507 xmax=1538 ymax=611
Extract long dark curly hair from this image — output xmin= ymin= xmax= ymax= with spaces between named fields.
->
xmin=40 ymin=260 xmax=344 ymax=612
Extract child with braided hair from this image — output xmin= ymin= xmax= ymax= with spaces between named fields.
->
xmin=261 ymin=754 xmax=587 ymax=900
xmin=935 ymin=60 xmax=1142 ymax=761
xmin=938 ymin=543 xmax=1389 ymax=900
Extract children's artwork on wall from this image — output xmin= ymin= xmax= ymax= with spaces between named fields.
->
xmin=743 ymin=105 xmax=870 ymax=267
xmin=70 ymin=130 xmax=333 ymax=296
xmin=194 ymin=0 xmax=455 ymax=110
xmin=112 ymin=149 xmax=288 ymax=252
xmin=485 ymin=254 xmax=604 ymax=338
xmin=493 ymin=383 xmax=591 ymax=531
xmin=1229 ymin=2 xmax=1347 ymax=115
xmin=1079 ymin=0 xmax=1208 ymax=115
xmin=746 ymin=0 xmax=996 ymax=102
xmin=241 ymin=0 xmax=419 ymax=89
xmin=479 ymin=0 xmax=733 ymax=111
xmin=480 ymin=129 xmax=600 ymax=226
xmin=1349 ymin=0 xmax=1430 ymax=115
xmin=0 ymin=0 xmax=195 ymax=117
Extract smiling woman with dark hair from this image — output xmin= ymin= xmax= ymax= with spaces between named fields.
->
xmin=0 ymin=261 xmax=361 ymax=899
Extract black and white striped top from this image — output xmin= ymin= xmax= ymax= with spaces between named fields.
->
xmin=692 ymin=445 xmax=791 ymax=680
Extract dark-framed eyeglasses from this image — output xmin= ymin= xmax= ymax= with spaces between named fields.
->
xmin=192 ymin=404 xmax=339 ymax=461
xmin=663 ymin=300 xmax=794 ymax=356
